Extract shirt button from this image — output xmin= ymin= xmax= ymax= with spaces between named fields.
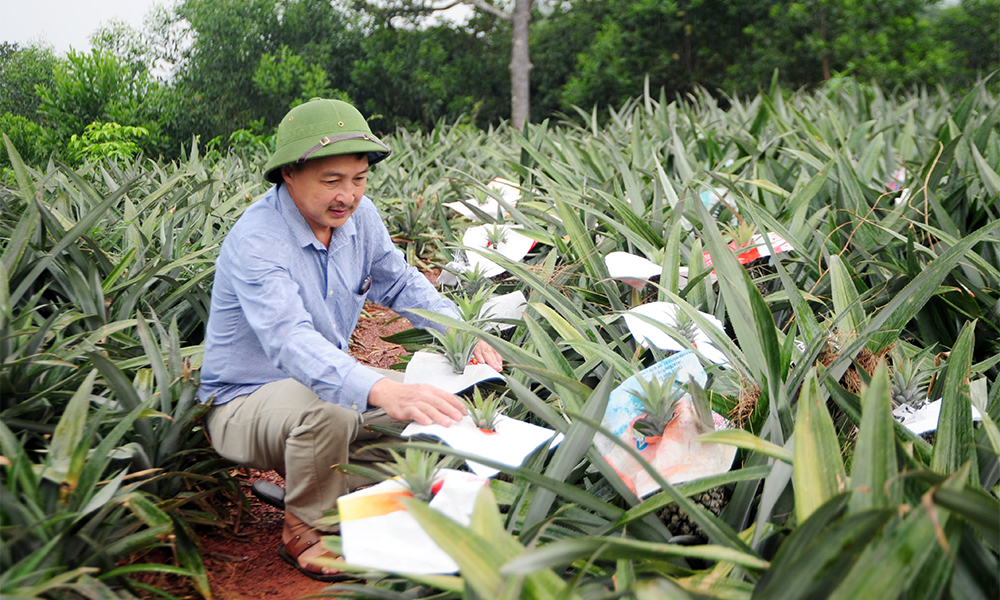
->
xmin=327 ymin=290 xmax=333 ymax=298
xmin=351 ymin=403 xmax=358 ymax=410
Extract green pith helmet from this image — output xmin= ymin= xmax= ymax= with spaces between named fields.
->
xmin=263 ymin=98 xmax=391 ymax=184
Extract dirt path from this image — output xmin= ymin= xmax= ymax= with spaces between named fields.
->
xmin=140 ymin=303 xmax=416 ymax=599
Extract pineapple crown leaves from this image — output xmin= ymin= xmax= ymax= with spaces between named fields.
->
xmin=446 ymin=261 xmax=494 ymax=296
xmin=889 ymin=347 xmax=934 ymax=408
xmin=449 ymin=283 xmax=498 ymax=323
xmin=381 ymin=448 xmax=450 ymax=502
xmin=427 ymin=327 xmax=479 ymax=374
xmin=466 ymin=386 xmax=508 ymax=431
xmin=470 ymin=187 xmax=490 ymax=206
xmin=721 ymin=219 xmax=756 ymax=248
xmin=629 ymin=369 xmax=688 ymax=438
xmin=484 ymin=224 xmax=508 ymax=248
xmin=672 ymin=308 xmax=701 ymax=346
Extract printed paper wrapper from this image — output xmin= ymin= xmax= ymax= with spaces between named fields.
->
xmin=444 ymin=177 xmax=520 ymax=221
xmin=338 ymin=469 xmax=488 ymax=574
xmin=482 ymin=290 xmax=527 ymax=331
xmin=404 ymin=351 xmax=503 ymax=394
xmin=605 ymin=252 xmax=689 ymax=289
xmin=593 ymin=352 xmax=736 ymax=498
xmin=463 ymin=224 xmax=535 ymax=278
xmin=402 ymin=414 xmax=562 ymax=478
xmin=702 ymin=232 xmax=794 ymax=268
xmin=700 ymin=187 xmax=734 ymax=210
xmin=886 ymin=167 xmax=912 ymax=206
xmin=623 ymin=302 xmax=729 ymax=366
xmin=892 ymin=398 xmax=983 ymax=435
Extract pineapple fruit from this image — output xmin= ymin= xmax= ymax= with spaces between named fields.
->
xmin=630 ymin=370 xmax=729 ymax=540
xmin=890 ymin=352 xmax=931 ymax=408
xmin=658 ymin=487 xmax=728 ymax=541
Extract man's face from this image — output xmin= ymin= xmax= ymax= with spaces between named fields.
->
xmin=282 ymin=153 xmax=369 ymax=240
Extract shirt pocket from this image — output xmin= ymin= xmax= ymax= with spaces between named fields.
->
xmin=346 ymin=283 xmax=370 ymax=326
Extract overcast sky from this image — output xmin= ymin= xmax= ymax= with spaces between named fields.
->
xmin=1 ymin=0 xmax=474 ymax=57
xmin=1 ymin=0 xmax=170 ymax=55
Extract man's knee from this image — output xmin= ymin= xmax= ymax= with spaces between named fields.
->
xmin=291 ymin=400 xmax=363 ymax=443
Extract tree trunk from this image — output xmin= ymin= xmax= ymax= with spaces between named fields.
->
xmin=509 ymin=0 xmax=532 ymax=129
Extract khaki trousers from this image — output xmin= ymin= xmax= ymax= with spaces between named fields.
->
xmin=204 ymin=370 xmax=405 ymax=531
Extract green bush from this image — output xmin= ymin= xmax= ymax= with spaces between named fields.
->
xmin=67 ymin=121 xmax=149 ymax=164
xmin=0 ymin=113 xmax=45 ymax=168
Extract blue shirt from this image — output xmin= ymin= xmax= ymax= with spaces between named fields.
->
xmin=197 ymin=184 xmax=458 ymax=411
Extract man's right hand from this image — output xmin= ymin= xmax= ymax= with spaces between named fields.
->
xmin=367 ymin=378 xmax=467 ymax=427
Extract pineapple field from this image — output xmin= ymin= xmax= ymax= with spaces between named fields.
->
xmin=2 ymin=77 xmax=999 ymax=599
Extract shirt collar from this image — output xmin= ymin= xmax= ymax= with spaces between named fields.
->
xmin=275 ymin=185 xmax=358 ymax=250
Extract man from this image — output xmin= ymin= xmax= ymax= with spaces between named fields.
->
xmin=197 ymin=98 xmax=503 ymax=580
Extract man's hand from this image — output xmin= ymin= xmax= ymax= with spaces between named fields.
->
xmin=473 ymin=339 xmax=503 ymax=372
xmin=368 ymin=378 xmax=468 ymax=426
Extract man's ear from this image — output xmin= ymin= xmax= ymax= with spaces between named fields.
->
xmin=280 ymin=164 xmax=294 ymax=184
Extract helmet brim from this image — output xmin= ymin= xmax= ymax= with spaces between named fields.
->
xmin=263 ymin=137 xmax=391 ymax=184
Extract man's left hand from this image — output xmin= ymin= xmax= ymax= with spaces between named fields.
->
xmin=473 ymin=339 xmax=503 ymax=372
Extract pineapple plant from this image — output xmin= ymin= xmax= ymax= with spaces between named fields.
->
xmin=444 ymin=261 xmax=495 ymax=297
xmin=630 ymin=368 xmax=717 ymax=439
xmin=722 ymin=219 xmax=756 ymax=250
xmin=631 ymin=373 xmax=729 ymax=540
xmin=466 ymin=386 xmax=508 ymax=432
xmin=484 ymin=224 xmax=508 ymax=249
xmin=890 ymin=350 xmax=932 ymax=409
xmin=470 ymin=187 xmax=490 ymax=207
xmin=428 ymin=327 xmax=480 ymax=374
xmin=380 ymin=449 xmax=450 ymax=502
xmin=450 ymin=283 xmax=498 ymax=323
xmin=672 ymin=308 xmax=700 ymax=346
xmin=889 ymin=349 xmax=938 ymax=443
xmin=629 ymin=369 xmax=687 ymax=440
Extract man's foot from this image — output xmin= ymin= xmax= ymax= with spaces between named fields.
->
xmin=281 ymin=512 xmax=347 ymax=581
xmin=252 ymin=480 xmax=286 ymax=509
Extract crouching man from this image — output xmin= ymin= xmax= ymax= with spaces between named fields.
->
xmin=197 ymin=98 xmax=502 ymax=580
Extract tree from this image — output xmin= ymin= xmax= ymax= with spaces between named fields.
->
xmin=931 ymin=0 xmax=1000 ymax=86
xmin=559 ymin=1 xmax=684 ymax=111
xmin=740 ymin=0 xmax=950 ymax=90
xmin=90 ymin=19 xmax=158 ymax=76
xmin=173 ymin=0 xmax=361 ymax=141
xmin=253 ymin=45 xmax=339 ymax=120
xmin=549 ymin=0 xmax=751 ymax=113
xmin=0 ymin=113 xmax=45 ymax=167
xmin=356 ymin=0 xmax=535 ymax=129
xmin=0 ymin=42 xmax=59 ymax=121
xmin=34 ymin=49 xmax=169 ymax=159
xmin=351 ymin=23 xmax=508 ymax=131
xmin=528 ymin=2 xmax=604 ymax=120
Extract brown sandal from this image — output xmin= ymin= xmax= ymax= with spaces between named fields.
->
xmin=278 ymin=523 xmax=351 ymax=582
